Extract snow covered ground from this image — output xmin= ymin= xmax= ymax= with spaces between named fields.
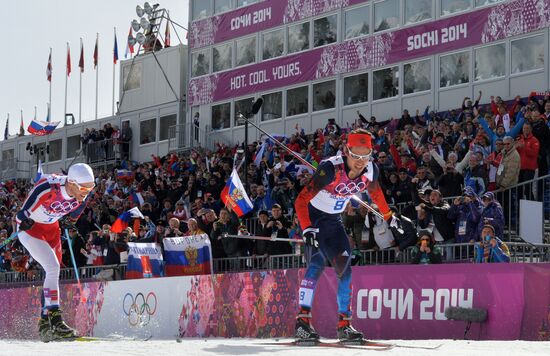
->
xmin=0 ymin=338 xmax=549 ymax=356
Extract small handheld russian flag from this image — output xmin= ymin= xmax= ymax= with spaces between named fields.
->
xmin=111 ymin=207 xmax=145 ymax=233
xmin=220 ymin=169 xmax=253 ymax=217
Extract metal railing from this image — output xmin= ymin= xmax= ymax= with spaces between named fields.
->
xmin=2 ymin=242 xmax=549 ymax=288
xmin=85 ymin=138 xmax=120 ymax=164
xmin=168 ymin=123 xmax=213 ymax=153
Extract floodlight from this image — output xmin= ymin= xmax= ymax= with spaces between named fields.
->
xmin=144 ymin=2 xmax=153 ymax=15
xmin=131 ymin=19 xmax=141 ymax=32
xmin=140 ymin=17 xmax=150 ymax=31
xmin=136 ymin=32 xmax=146 ymax=45
xmin=136 ymin=5 xmax=145 ymax=17
xmin=128 ymin=35 xmax=137 ymax=46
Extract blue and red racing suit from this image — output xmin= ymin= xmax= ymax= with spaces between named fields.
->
xmin=16 ymin=175 xmax=89 ymax=262
xmin=295 ymin=155 xmax=391 ymax=317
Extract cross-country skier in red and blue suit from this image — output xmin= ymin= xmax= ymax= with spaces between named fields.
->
xmin=294 ymin=129 xmax=398 ymax=344
xmin=16 ymin=163 xmax=95 ymax=342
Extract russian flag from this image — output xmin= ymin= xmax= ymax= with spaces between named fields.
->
xmin=253 ymin=142 xmax=266 ymax=166
xmin=129 ymin=191 xmax=144 ymax=206
xmin=111 ymin=207 xmax=144 ymax=233
xmin=126 ymin=242 xmax=164 ymax=279
xmin=163 ymin=235 xmax=212 ymax=276
xmin=116 ymin=169 xmax=134 ymax=180
xmin=221 ymin=169 xmax=253 ymax=217
xmin=27 ymin=120 xmax=60 ymax=136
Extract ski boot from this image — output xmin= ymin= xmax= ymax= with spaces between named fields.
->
xmin=294 ymin=308 xmax=320 ymax=345
xmin=337 ymin=313 xmax=364 ymax=345
xmin=38 ymin=308 xmax=78 ymax=342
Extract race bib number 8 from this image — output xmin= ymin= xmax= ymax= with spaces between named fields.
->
xmin=334 ymin=200 xmax=345 ymax=211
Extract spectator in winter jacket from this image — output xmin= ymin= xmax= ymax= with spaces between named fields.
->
xmin=410 ymin=230 xmax=442 ymax=265
xmin=474 ymin=225 xmax=510 ymax=263
xmin=527 ymin=107 xmax=550 ymax=176
xmin=463 ymin=153 xmax=488 ymax=196
xmin=517 ymin=123 xmax=540 ymax=183
xmin=447 ymin=188 xmax=482 ymax=243
xmin=496 ymin=136 xmax=521 ymax=190
xmin=477 ymin=192 xmax=505 ymax=239
xmin=210 ymin=208 xmax=241 ymax=259
xmin=416 ymin=188 xmax=455 ymax=242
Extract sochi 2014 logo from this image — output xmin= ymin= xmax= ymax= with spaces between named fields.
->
xmin=122 ymin=292 xmax=157 ymax=327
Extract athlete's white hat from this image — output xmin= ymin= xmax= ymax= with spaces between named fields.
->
xmin=67 ymin=163 xmax=95 ymax=184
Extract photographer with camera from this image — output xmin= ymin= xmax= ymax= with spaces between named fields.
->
xmin=410 ymin=230 xmax=442 ymax=265
xmin=447 ymin=188 xmax=482 ymax=244
xmin=210 ymin=207 xmax=241 ymax=261
xmin=474 ymin=225 xmax=510 ymax=263
xmin=266 ymin=204 xmax=292 ymax=258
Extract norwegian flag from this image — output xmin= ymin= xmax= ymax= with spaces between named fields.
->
xmin=46 ymin=50 xmax=52 ymax=82
xmin=93 ymin=36 xmax=98 ymax=69
xmin=165 ymin=22 xmax=171 ymax=47
xmin=78 ymin=40 xmax=84 ymax=73
xmin=66 ymin=45 xmax=71 ymax=77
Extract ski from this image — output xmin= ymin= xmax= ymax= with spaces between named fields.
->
xmin=261 ymin=340 xmax=394 ymax=350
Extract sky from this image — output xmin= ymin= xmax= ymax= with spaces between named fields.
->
xmin=0 ymin=0 xmax=189 ymax=136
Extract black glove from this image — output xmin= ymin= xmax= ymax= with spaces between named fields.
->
xmin=302 ymin=227 xmax=319 ymax=248
xmin=59 ymin=217 xmax=77 ymax=231
xmin=19 ymin=218 xmax=35 ymax=231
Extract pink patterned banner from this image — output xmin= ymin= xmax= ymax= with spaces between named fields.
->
xmin=1 ymin=263 xmax=549 ymax=340
xmin=188 ymin=0 xmax=550 ymax=107
xmin=189 ymin=0 xmax=366 ymax=50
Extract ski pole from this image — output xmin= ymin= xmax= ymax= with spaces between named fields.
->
xmin=223 ymin=233 xmax=304 ymax=243
xmin=0 ymin=231 xmax=18 ymax=250
xmin=64 ymin=228 xmax=87 ymax=303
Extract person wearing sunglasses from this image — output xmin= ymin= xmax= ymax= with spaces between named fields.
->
xmin=15 ymin=163 xmax=95 ymax=342
xmin=294 ymin=128 xmax=397 ymax=345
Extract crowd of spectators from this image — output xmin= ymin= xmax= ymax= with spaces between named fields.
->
xmin=81 ymin=121 xmax=132 ymax=163
xmin=2 ymin=90 xmax=549 ymax=276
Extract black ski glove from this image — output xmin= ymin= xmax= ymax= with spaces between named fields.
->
xmin=302 ymin=227 xmax=319 ymax=248
xmin=19 ymin=218 xmax=35 ymax=231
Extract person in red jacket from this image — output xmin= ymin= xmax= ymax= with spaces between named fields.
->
xmin=516 ymin=123 xmax=540 ymax=199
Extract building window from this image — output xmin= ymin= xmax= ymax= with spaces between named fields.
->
xmin=262 ymin=92 xmax=283 ymax=121
xmin=405 ymin=0 xmax=432 ymax=24
xmin=48 ymin=139 xmax=62 ymax=162
xmin=215 ymin=0 xmax=232 ymax=14
xmin=1 ymin=149 xmax=14 ymax=161
xmin=475 ymin=43 xmax=505 ymax=81
xmin=313 ymin=80 xmax=336 ymax=111
xmin=511 ymin=35 xmax=545 ymax=74
xmin=373 ymin=67 xmax=399 ymax=100
xmin=237 ymin=0 xmax=257 ymax=7
xmin=345 ymin=5 xmax=369 ymax=39
xmin=263 ymin=29 xmax=284 ymax=60
xmin=235 ymin=97 xmax=254 ymax=126
xmin=66 ymin=135 xmax=81 ymax=159
xmin=213 ymin=43 xmax=232 ymax=72
xmin=475 ymin=0 xmax=503 ymax=7
xmin=140 ymin=119 xmax=157 ymax=144
xmin=374 ymin=0 xmax=399 ymax=32
xmin=344 ymin=73 xmax=368 ymax=105
xmin=236 ymin=37 xmax=256 ymax=66
xmin=404 ymin=59 xmax=431 ymax=94
xmin=440 ymin=51 xmax=469 ymax=87
xmin=122 ymin=62 xmax=142 ymax=91
xmin=287 ymin=86 xmax=309 ymax=116
xmin=160 ymin=114 xmax=177 ymax=141
xmin=314 ymin=15 xmax=337 ymax=47
xmin=191 ymin=49 xmax=210 ymax=77
xmin=212 ymin=103 xmax=231 ymax=130
xmin=192 ymin=0 xmax=211 ymax=20
xmin=441 ymin=0 xmax=470 ymax=16
xmin=288 ymin=22 xmax=310 ymax=54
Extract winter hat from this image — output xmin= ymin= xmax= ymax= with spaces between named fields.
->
xmin=67 ymin=163 xmax=95 ymax=184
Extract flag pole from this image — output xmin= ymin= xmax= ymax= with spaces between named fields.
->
xmin=79 ymin=38 xmax=83 ymax=124
xmin=112 ymin=27 xmax=116 ymax=116
xmin=64 ymin=42 xmax=69 ymax=125
xmin=48 ymin=48 xmax=52 ymax=122
xmin=95 ymin=33 xmax=99 ymax=120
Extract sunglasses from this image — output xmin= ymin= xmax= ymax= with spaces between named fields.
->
xmin=69 ymin=180 xmax=95 ymax=193
xmin=347 ymin=146 xmax=372 ymax=161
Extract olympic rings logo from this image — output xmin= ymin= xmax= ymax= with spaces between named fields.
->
xmin=49 ymin=200 xmax=79 ymax=214
xmin=334 ymin=181 xmax=367 ymax=195
xmin=122 ymin=292 xmax=157 ymax=327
